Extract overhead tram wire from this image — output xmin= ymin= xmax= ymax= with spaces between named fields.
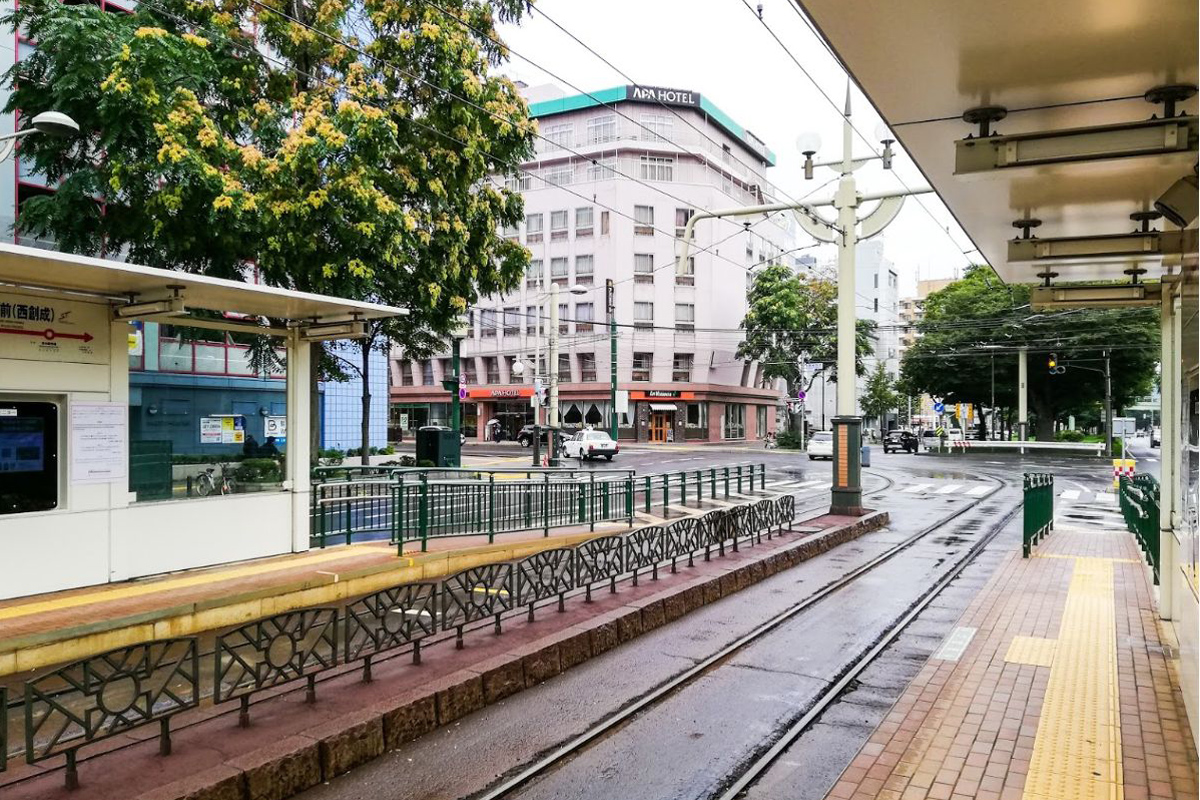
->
xmin=742 ymin=0 xmax=977 ymax=266
xmin=238 ymin=0 xmax=841 ymax=248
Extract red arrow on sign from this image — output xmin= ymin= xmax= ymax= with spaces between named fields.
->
xmin=0 ymin=327 xmax=94 ymax=343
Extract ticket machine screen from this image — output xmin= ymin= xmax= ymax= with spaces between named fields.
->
xmin=0 ymin=401 xmax=58 ymax=514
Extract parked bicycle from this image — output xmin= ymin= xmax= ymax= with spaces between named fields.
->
xmin=195 ymin=464 xmax=237 ymax=497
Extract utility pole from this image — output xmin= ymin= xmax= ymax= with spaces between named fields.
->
xmin=797 ymin=350 xmax=809 ymax=450
xmin=607 ymin=278 xmax=618 ymax=441
xmin=548 ymin=282 xmax=560 ymax=467
xmin=1018 ymin=347 xmax=1028 ymax=444
xmin=1103 ymin=348 xmax=1112 ymax=459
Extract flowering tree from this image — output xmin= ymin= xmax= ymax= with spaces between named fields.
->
xmin=7 ymin=0 xmax=536 ymax=457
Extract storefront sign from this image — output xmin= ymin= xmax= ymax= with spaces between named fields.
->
xmin=0 ymin=292 xmax=109 ymax=365
xmin=70 ymin=402 xmax=127 ymax=484
xmin=630 ymin=390 xmax=695 ymax=400
xmin=466 ymin=387 xmax=534 ymax=399
xmin=264 ymin=415 xmax=287 ymax=443
xmin=627 ymin=85 xmax=699 ymax=108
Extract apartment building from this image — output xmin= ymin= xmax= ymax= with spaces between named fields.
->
xmin=389 ymin=84 xmax=793 ymax=444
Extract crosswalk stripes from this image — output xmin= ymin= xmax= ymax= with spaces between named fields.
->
xmin=1060 ymin=489 xmax=1081 ymax=501
xmin=935 ymin=484 xmax=963 ymax=495
xmin=966 ymin=485 xmax=990 ymax=497
xmin=902 ymin=484 xmax=932 ymax=493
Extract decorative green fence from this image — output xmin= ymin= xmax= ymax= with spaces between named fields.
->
xmin=1022 ymin=472 xmax=1054 ymax=557
xmin=1119 ymin=474 xmax=1160 ymax=584
xmin=310 ymin=463 xmax=768 ymax=552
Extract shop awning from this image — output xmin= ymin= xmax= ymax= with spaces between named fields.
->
xmin=649 ymin=403 xmax=678 ymax=411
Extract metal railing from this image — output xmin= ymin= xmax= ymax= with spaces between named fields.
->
xmin=1022 ymin=472 xmax=1054 ymax=557
xmin=4 ymin=494 xmax=795 ymax=787
xmin=310 ymin=463 xmax=768 ymax=551
xmin=1119 ymin=474 xmax=1160 ymax=583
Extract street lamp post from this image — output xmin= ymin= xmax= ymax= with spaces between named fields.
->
xmin=0 ymin=111 xmax=80 ymax=162
xmin=516 ymin=283 xmax=587 ymax=467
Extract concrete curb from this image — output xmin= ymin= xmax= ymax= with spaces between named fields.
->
xmin=3 ymin=511 xmax=888 ymax=800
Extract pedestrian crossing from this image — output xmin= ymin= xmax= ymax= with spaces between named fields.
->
xmin=1057 ymin=487 xmax=1118 ymax=505
xmin=764 ymin=478 xmax=994 ymax=497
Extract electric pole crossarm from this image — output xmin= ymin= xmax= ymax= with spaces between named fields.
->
xmin=674 ymin=201 xmax=840 ymax=275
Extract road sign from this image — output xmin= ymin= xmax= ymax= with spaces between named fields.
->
xmin=458 ymin=388 xmax=467 ymax=400
xmin=796 ymin=390 xmax=807 ymax=402
xmin=933 ymin=402 xmax=945 ymax=413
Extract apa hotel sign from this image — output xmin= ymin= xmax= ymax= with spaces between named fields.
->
xmin=627 ymin=85 xmax=699 ymax=108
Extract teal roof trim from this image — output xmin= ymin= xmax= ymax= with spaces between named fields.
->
xmin=528 ymin=86 xmax=627 ymax=118
xmin=526 ymin=86 xmax=776 ymax=166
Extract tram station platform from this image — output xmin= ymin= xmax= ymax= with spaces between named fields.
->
xmin=823 ymin=514 xmax=1198 ymax=800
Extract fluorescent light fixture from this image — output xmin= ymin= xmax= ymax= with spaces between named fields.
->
xmin=299 ymin=320 xmax=367 ymax=341
xmin=1009 ymin=233 xmax=1161 ymax=262
xmin=1030 ymin=284 xmax=1159 ymax=310
xmin=113 ymin=297 xmax=187 ymax=319
xmin=955 ymin=117 xmax=1197 ymax=175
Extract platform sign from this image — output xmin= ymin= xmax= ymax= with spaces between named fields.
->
xmin=0 ymin=292 xmax=108 ymax=365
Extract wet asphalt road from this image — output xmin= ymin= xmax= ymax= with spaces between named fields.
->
xmin=296 ymin=450 xmax=1120 ymax=800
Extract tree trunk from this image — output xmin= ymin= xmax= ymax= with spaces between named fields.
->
xmin=309 ymin=344 xmax=322 ymax=464
xmin=1029 ymin=390 xmax=1056 ymax=441
xmin=360 ymin=338 xmax=372 ymax=466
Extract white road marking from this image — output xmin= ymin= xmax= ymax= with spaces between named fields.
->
xmin=966 ymin=485 xmax=990 ymax=497
xmin=795 ymin=479 xmax=827 ymax=489
xmin=1060 ymin=489 xmax=1081 ymax=501
xmin=1092 ymin=492 xmax=1115 ymax=504
xmin=902 ymin=483 xmax=932 ymax=493
xmin=935 ymin=484 xmax=963 ymax=495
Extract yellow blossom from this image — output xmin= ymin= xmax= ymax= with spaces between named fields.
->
xmin=134 ymin=27 xmax=168 ymax=38
xmin=212 ymin=195 xmax=233 ymax=210
xmin=181 ymin=33 xmax=209 ymax=48
xmin=197 ymin=127 xmax=218 ymax=147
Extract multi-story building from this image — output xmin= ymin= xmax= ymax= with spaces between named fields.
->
xmin=390 ymin=84 xmax=793 ymax=444
xmin=898 ymin=277 xmax=955 ymax=355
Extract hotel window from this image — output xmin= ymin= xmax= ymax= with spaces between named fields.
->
xmin=587 ymin=157 xmax=616 ymax=182
xmin=573 ymin=256 xmax=593 ymax=286
xmin=600 ymin=210 xmax=610 ymax=235
xmin=634 ymin=205 xmax=654 ymax=236
xmin=675 ymin=207 xmax=694 ymax=239
xmin=503 ymin=306 xmax=520 ymax=336
xmin=525 ymin=213 xmax=543 ymax=243
xmin=550 ymin=257 xmax=568 ymax=284
xmin=557 ymin=353 xmax=571 ymax=381
xmin=587 ymin=114 xmax=617 ymax=144
xmin=634 ymin=302 xmax=654 ymax=330
xmin=632 ymin=352 xmax=652 ymax=382
xmin=672 ymin=353 xmax=693 ymax=382
xmin=579 ymin=353 xmax=597 ymax=382
xmin=526 ymin=258 xmax=543 ymax=287
xmin=723 ymin=403 xmax=745 ymax=439
xmin=745 ymin=234 xmax=755 ymax=259
xmin=525 ymin=305 xmax=538 ymax=334
xmin=675 ymin=303 xmax=695 ymax=332
xmin=575 ymin=302 xmax=594 ymax=332
xmin=641 ymin=114 xmax=673 ymax=142
xmin=685 ymin=402 xmax=707 ymax=428
xmin=480 ymin=308 xmax=497 ymax=337
xmin=484 ymin=357 xmax=500 ymax=384
xmin=401 ymin=362 xmax=415 ymax=386
xmin=544 ymin=165 xmax=574 ymax=186
xmin=462 ymin=359 xmax=477 ymax=384
xmin=634 ymin=253 xmax=654 ymax=283
xmin=575 ymin=207 xmax=594 ymax=237
xmin=502 ymin=222 xmax=519 ymax=240
xmin=542 ymin=122 xmax=573 ymax=150
xmin=676 ymin=256 xmax=695 ymax=286
xmin=421 ymin=360 xmax=435 ymax=386
xmin=558 ymin=303 xmax=568 ymax=335
xmin=550 ymin=209 xmax=569 ymax=240
xmin=503 ymin=174 xmax=531 ymax=192
xmin=640 ymin=156 xmax=673 ymax=182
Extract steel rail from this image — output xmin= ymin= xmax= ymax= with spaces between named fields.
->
xmin=715 ymin=474 xmax=1023 ymax=800
xmin=471 ymin=469 xmax=1010 ymax=800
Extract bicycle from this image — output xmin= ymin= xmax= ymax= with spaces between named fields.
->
xmin=195 ymin=464 xmax=238 ymax=496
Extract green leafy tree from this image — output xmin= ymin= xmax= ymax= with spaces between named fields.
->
xmin=738 ymin=263 xmax=875 ymax=431
xmin=860 ymin=363 xmax=898 ymax=430
xmin=899 ymin=266 xmax=1159 ymax=440
xmin=6 ymin=0 xmax=535 ymax=460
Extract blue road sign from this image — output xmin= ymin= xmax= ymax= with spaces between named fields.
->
xmin=933 ymin=402 xmax=945 ymax=413
xmin=796 ymin=390 xmax=807 ymax=402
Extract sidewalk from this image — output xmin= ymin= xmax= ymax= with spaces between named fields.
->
xmin=823 ymin=503 xmax=1198 ymax=800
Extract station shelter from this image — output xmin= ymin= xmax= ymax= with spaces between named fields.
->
xmin=0 ymin=243 xmax=404 ymax=600
xmin=796 ymin=0 xmax=1198 ymax=743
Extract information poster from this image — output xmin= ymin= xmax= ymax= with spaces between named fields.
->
xmin=199 ymin=417 xmax=223 ymax=444
xmin=222 ymin=416 xmax=245 ymax=444
xmin=264 ymin=415 xmax=286 ymax=444
xmin=70 ymin=402 xmax=127 ymax=484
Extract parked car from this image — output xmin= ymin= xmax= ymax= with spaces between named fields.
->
xmin=807 ymin=430 xmax=834 ymax=460
xmin=1151 ymin=426 xmax=1161 ymax=448
xmin=563 ymin=430 xmax=618 ymax=461
xmin=515 ymin=424 xmax=578 ymax=448
xmin=946 ymin=427 xmax=965 ymax=442
xmin=920 ymin=429 xmax=938 ymax=450
xmin=883 ymin=429 xmax=918 ymax=454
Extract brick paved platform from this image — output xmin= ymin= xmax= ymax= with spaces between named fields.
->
xmin=824 ymin=517 xmax=1198 ymax=800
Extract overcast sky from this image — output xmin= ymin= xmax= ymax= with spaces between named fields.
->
xmin=496 ymin=0 xmax=978 ymax=296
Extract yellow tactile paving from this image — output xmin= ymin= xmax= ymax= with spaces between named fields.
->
xmin=0 ymin=546 xmax=389 ymax=622
xmin=1022 ymin=556 xmax=1123 ymax=800
xmin=1005 ymin=635 xmax=1057 ymax=668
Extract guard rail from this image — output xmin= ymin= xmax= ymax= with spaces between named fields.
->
xmin=1119 ymin=474 xmax=1160 ymax=583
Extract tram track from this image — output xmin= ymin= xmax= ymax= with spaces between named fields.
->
xmin=470 ymin=467 xmax=1017 ymax=800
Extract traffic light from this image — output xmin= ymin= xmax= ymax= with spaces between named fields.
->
xmin=1048 ymin=353 xmax=1065 ymax=375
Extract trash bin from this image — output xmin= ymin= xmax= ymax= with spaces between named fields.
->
xmin=416 ymin=425 xmax=461 ymax=467
xmin=861 ymin=445 xmax=871 ymax=467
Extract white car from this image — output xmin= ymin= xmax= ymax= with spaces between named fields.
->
xmin=807 ymin=430 xmax=834 ymax=460
xmin=563 ymin=430 xmax=619 ymax=461
xmin=947 ymin=427 xmax=965 ymax=442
